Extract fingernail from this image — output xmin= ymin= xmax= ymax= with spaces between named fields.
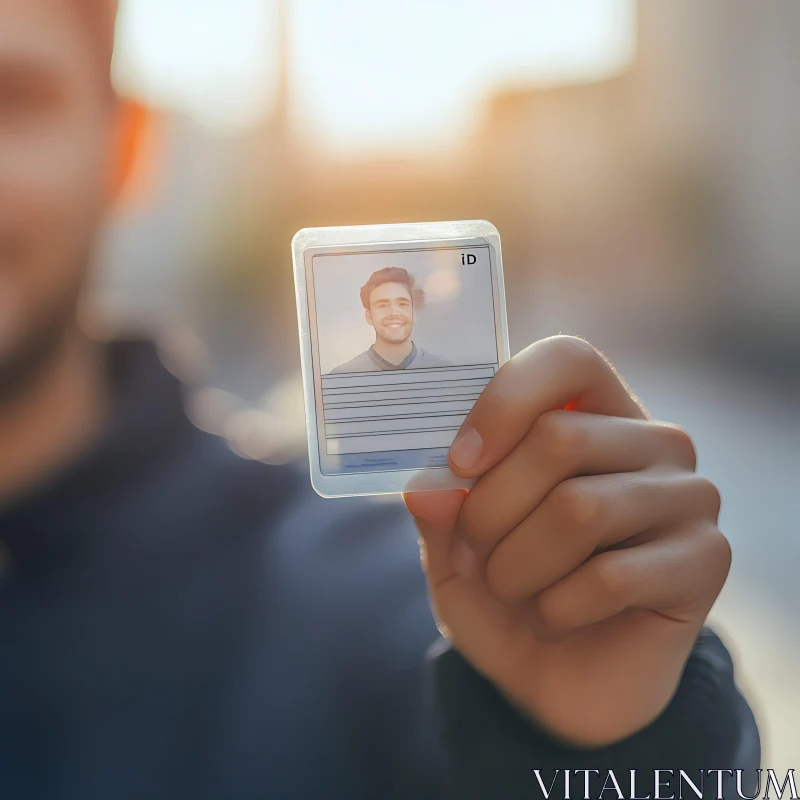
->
xmin=450 ymin=428 xmax=483 ymax=471
xmin=451 ymin=539 xmax=477 ymax=579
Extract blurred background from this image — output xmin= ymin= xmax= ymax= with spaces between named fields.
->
xmin=90 ymin=0 xmax=798 ymax=770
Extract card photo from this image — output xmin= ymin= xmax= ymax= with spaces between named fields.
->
xmin=294 ymin=223 xmax=508 ymax=497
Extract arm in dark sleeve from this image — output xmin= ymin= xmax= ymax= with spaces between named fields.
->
xmin=429 ymin=627 xmax=760 ymax=799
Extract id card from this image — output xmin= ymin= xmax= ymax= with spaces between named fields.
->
xmin=292 ymin=220 xmax=509 ymax=498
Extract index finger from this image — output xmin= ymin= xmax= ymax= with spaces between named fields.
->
xmin=448 ymin=336 xmax=647 ymax=478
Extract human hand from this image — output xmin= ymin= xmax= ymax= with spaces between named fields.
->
xmin=404 ymin=336 xmax=730 ymax=748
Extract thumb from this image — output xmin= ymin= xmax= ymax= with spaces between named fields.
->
xmin=403 ymin=490 xmax=469 ymax=586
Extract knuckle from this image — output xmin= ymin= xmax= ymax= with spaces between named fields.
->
xmin=485 ymin=557 xmax=524 ymax=604
xmin=591 ymin=554 xmax=630 ymax=604
xmin=691 ymin=476 xmax=722 ymax=518
xmin=543 ymin=335 xmax=602 ymax=369
xmin=551 ymin=479 xmax=602 ymax=530
xmin=549 ymin=334 xmax=599 ymax=359
xmin=703 ymin=527 xmax=733 ymax=582
xmin=675 ymin=525 xmax=731 ymax=606
xmin=660 ymin=423 xmax=698 ymax=470
xmin=684 ymin=526 xmax=732 ymax=602
xmin=532 ymin=411 xmax=581 ymax=462
xmin=477 ymin=384 xmax=514 ymax=422
xmin=536 ymin=592 xmax=571 ymax=636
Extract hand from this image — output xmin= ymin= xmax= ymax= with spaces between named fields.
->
xmin=404 ymin=336 xmax=730 ymax=748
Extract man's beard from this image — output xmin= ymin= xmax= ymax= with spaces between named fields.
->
xmin=0 ymin=280 xmax=84 ymax=407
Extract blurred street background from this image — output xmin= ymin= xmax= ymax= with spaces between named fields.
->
xmin=90 ymin=0 xmax=798 ymax=770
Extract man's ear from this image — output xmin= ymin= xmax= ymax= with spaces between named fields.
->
xmin=365 ymin=309 xmax=373 ymax=327
xmin=107 ymin=98 xmax=153 ymax=206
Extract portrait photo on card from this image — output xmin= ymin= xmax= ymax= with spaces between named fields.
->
xmin=298 ymin=231 xmax=508 ymax=496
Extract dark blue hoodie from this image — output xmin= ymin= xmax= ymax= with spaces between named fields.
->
xmin=0 ymin=341 xmax=759 ymax=799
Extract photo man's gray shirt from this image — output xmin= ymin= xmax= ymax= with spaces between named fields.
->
xmin=331 ymin=342 xmax=453 ymax=373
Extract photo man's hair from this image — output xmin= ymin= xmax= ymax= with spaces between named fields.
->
xmin=359 ymin=268 xmax=415 ymax=311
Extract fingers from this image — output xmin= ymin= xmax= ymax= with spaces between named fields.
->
xmin=484 ymin=471 xmax=722 ymax=604
xmin=535 ymin=523 xmax=732 ymax=633
xmin=459 ymin=411 xmax=697 ymax=551
xmin=406 ymin=336 xmax=726 ymax=643
xmin=448 ymin=336 xmax=646 ymax=479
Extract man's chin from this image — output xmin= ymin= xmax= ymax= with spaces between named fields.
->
xmin=378 ymin=331 xmax=412 ymax=345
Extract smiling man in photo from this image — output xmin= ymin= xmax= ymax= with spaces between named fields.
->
xmin=331 ymin=267 xmax=453 ymax=373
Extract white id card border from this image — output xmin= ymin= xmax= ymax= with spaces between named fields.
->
xmin=292 ymin=220 xmax=510 ymax=498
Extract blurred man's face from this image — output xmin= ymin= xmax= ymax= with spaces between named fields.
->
xmin=366 ymin=282 xmax=414 ymax=345
xmin=0 ymin=0 xmax=112 ymax=395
